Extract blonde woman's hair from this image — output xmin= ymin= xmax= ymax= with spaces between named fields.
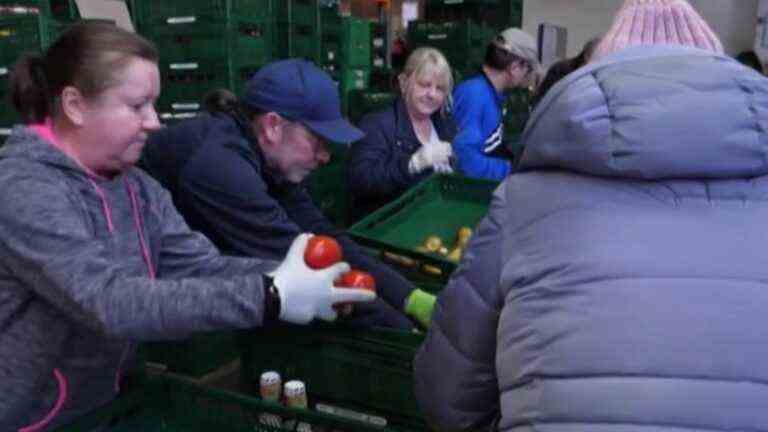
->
xmin=398 ymin=47 xmax=454 ymax=115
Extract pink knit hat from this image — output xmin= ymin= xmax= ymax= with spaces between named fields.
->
xmin=591 ymin=0 xmax=724 ymax=61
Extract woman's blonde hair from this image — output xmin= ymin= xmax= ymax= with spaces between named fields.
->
xmin=398 ymin=47 xmax=453 ymax=115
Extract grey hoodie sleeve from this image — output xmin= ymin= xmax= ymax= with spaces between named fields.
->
xmin=414 ymin=182 xmax=509 ymax=431
xmin=151 ymin=178 xmax=280 ymax=280
xmin=0 ymin=174 xmax=269 ymax=340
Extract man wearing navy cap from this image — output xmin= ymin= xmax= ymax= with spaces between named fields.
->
xmin=142 ymin=59 xmax=436 ymax=329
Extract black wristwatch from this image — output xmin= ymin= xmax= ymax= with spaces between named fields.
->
xmin=263 ymin=275 xmax=281 ymax=321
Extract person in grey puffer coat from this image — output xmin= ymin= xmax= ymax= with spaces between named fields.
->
xmin=415 ymin=1 xmax=768 ymax=430
xmin=0 ymin=22 xmax=374 ymax=431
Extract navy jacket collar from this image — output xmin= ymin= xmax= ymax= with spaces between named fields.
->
xmin=393 ymin=97 xmax=454 ymax=146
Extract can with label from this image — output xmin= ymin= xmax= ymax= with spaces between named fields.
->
xmin=284 ymin=380 xmax=312 ymax=431
xmin=259 ymin=371 xmax=283 ymax=427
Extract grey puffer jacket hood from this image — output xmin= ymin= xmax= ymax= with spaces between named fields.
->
xmin=0 ymin=127 xmax=274 ymax=430
xmin=415 ymin=45 xmax=768 ymax=432
xmin=520 ymin=44 xmax=768 ymax=179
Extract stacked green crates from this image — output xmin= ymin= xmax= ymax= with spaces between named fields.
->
xmin=307 ymin=144 xmax=348 ymax=227
xmin=407 ymin=19 xmax=496 ymax=79
xmin=340 ymin=17 xmax=370 ymax=68
xmin=60 ymin=369 xmax=398 ymax=432
xmin=425 ymin=0 xmax=522 ymax=30
xmin=370 ymin=21 xmax=386 ymax=70
xmin=274 ymin=0 xmax=321 ymax=62
xmin=138 ymin=0 xmax=274 ymax=123
xmin=347 ymin=89 xmax=396 ymax=124
xmin=139 ymin=0 xmax=273 ymax=22
xmin=318 ymin=5 xmax=341 ymax=76
xmin=425 ymin=0 xmax=498 ymax=25
xmin=0 ymin=8 xmax=66 ymax=134
xmin=139 ymin=331 xmax=240 ymax=378
xmin=0 ymin=0 xmax=78 ymax=21
xmin=337 ymin=17 xmax=371 ymax=115
xmin=240 ymin=324 xmax=429 ymax=431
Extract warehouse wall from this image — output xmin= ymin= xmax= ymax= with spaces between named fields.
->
xmin=522 ymin=0 xmax=758 ymax=59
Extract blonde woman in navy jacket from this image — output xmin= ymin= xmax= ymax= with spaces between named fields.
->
xmin=347 ymin=47 xmax=457 ymax=222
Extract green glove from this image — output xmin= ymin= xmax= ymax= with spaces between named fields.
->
xmin=405 ymin=289 xmax=437 ymax=329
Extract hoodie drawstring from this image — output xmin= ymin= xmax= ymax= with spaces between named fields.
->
xmin=18 ymin=369 xmax=68 ymax=432
xmin=87 ymin=178 xmax=115 ymax=233
xmin=124 ymin=180 xmax=156 ymax=280
xmin=86 ymin=177 xmax=156 ymax=394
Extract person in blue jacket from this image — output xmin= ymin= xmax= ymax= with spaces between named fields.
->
xmin=452 ymin=27 xmax=540 ymax=181
xmin=348 ymin=47 xmax=457 ymax=222
xmin=414 ymin=1 xmax=768 ymax=431
xmin=142 ymin=60 xmax=438 ymax=330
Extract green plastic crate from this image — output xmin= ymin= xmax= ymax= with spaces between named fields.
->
xmin=240 ymin=324 xmax=427 ymax=431
xmin=307 ymin=145 xmax=348 ymax=227
xmin=370 ymin=21 xmax=386 ymax=69
xmin=276 ymin=0 xmax=319 ymax=27
xmin=145 ymin=18 xmax=273 ymax=64
xmin=369 ymin=68 xmax=395 ymax=92
xmin=158 ymin=60 xmax=258 ymax=108
xmin=424 ymin=0 xmax=503 ymax=26
xmin=339 ymin=17 xmax=370 ymax=68
xmin=0 ymin=0 xmax=78 ymax=20
xmin=140 ymin=0 xmax=274 ymax=24
xmin=320 ymin=40 xmax=339 ymax=65
xmin=349 ymin=174 xmax=496 ymax=281
xmin=339 ymin=68 xmax=370 ymax=116
xmin=0 ymin=14 xmax=65 ymax=66
xmin=407 ymin=19 xmax=495 ymax=73
xmin=58 ymin=371 xmax=396 ymax=432
xmin=347 ymin=89 xmax=396 ymax=123
xmin=139 ymin=331 xmax=240 ymax=378
xmin=339 ymin=67 xmax=369 ymax=93
xmin=319 ymin=4 xmax=340 ymax=33
xmin=157 ymin=108 xmax=200 ymax=126
xmin=319 ymin=8 xmax=341 ymax=65
xmin=274 ymin=21 xmax=319 ymax=61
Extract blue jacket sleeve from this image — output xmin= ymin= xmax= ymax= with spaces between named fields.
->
xmin=414 ymin=181 xmax=509 ymax=431
xmin=452 ymin=85 xmax=512 ymax=181
xmin=347 ymin=113 xmax=415 ymax=198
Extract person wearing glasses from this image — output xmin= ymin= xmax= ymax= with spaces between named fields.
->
xmin=142 ymin=60 xmax=437 ymax=330
xmin=452 ymin=28 xmax=540 ymax=181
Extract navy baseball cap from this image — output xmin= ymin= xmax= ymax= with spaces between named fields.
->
xmin=240 ymin=59 xmax=364 ymax=144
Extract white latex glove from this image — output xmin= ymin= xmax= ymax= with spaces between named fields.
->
xmin=270 ymin=233 xmax=377 ymax=324
xmin=409 ymin=140 xmax=453 ymax=174
xmin=433 ymin=162 xmax=454 ymax=174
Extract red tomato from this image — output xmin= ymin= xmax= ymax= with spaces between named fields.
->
xmin=335 ymin=270 xmax=376 ymax=291
xmin=334 ymin=270 xmax=376 ymax=316
xmin=304 ymin=235 xmax=343 ymax=269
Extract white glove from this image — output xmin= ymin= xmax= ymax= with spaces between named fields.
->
xmin=270 ymin=233 xmax=377 ymax=324
xmin=409 ymin=140 xmax=454 ymax=174
xmin=433 ymin=162 xmax=454 ymax=174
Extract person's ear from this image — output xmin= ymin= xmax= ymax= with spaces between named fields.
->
xmin=259 ymin=112 xmax=285 ymax=146
xmin=60 ymin=86 xmax=88 ymax=126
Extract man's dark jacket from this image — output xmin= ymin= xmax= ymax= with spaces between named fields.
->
xmin=142 ymin=112 xmax=414 ymax=328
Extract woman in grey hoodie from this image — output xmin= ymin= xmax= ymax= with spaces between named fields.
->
xmin=0 ymin=22 xmax=374 ymax=431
